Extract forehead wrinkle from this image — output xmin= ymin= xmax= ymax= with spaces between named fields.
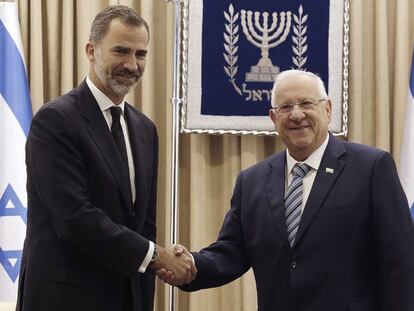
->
xmin=276 ymin=79 xmax=324 ymax=104
xmin=101 ymin=20 xmax=148 ymax=46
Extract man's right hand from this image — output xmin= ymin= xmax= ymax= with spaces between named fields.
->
xmin=152 ymin=244 xmax=197 ymax=286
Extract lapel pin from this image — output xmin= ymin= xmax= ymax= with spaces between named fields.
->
xmin=325 ymin=167 xmax=334 ymax=174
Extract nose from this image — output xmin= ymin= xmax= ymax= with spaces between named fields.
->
xmin=123 ymin=55 xmax=138 ymax=72
xmin=289 ymin=104 xmax=305 ymax=121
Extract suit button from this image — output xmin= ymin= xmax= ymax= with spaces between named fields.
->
xmin=291 ymin=261 xmax=297 ymax=269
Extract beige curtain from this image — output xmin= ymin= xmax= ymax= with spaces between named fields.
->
xmin=15 ymin=0 xmax=414 ymax=310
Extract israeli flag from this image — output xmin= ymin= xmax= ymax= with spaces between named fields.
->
xmin=400 ymin=48 xmax=414 ymax=221
xmin=0 ymin=1 xmax=32 ymax=302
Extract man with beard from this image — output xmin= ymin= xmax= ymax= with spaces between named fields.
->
xmin=16 ymin=5 xmax=195 ymax=311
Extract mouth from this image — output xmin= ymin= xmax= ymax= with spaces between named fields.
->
xmin=114 ymin=74 xmax=140 ymax=84
xmin=116 ymin=74 xmax=136 ymax=79
xmin=289 ymin=125 xmax=310 ymax=131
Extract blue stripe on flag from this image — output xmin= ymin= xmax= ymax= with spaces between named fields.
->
xmin=0 ymin=20 xmax=32 ymax=137
xmin=411 ymin=204 xmax=414 ymax=222
xmin=410 ymin=49 xmax=414 ymax=97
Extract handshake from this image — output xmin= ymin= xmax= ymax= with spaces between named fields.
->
xmin=151 ymin=244 xmax=197 ymax=286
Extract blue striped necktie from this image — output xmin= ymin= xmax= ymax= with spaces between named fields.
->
xmin=285 ymin=163 xmax=310 ymax=247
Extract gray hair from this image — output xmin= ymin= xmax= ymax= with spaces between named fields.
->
xmin=271 ymin=70 xmax=327 ymax=107
xmin=89 ymin=5 xmax=150 ymax=43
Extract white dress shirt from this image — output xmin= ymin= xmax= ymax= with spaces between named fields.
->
xmin=285 ymin=134 xmax=330 ymax=212
xmin=86 ymin=77 xmax=154 ymax=273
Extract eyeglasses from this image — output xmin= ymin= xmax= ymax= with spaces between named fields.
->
xmin=271 ymin=98 xmax=326 ymax=114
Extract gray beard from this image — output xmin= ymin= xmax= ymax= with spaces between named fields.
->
xmin=95 ymin=61 xmax=137 ymax=97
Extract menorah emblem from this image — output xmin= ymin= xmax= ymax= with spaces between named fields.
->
xmin=241 ymin=9 xmax=292 ymax=82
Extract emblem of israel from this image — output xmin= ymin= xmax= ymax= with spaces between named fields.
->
xmin=223 ymin=4 xmax=308 ymax=102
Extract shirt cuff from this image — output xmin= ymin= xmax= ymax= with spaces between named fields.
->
xmin=189 ymin=252 xmax=195 ymax=266
xmin=138 ymin=241 xmax=154 ymax=273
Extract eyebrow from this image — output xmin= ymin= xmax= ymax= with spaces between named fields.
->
xmin=112 ymin=46 xmax=148 ymax=55
xmin=281 ymin=97 xmax=317 ymax=104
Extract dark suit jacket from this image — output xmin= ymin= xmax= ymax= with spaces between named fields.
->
xmin=182 ymin=135 xmax=414 ymax=311
xmin=16 ymin=80 xmax=158 ymax=311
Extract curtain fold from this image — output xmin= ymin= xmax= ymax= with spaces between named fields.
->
xmin=16 ymin=0 xmax=413 ymax=310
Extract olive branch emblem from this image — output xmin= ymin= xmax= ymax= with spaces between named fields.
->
xmin=223 ymin=4 xmax=242 ymax=95
xmin=292 ymin=5 xmax=308 ymax=70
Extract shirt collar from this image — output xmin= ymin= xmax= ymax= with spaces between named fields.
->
xmin=286 ymin=134 xmax=330 ymax=174
xmin=86 ymin=76 xmax=126 ymax=113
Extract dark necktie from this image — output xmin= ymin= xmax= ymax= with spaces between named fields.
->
xmin=285 ymin=163 xmax=310 ymax=247
xmin=110 ymin=107 xmax=130 ymax=176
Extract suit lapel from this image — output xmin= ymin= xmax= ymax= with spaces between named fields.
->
xmin=124 ymin=104 xmax=148 ymax=215
xmin=293 ymin=135 xmax=346 ymax=248
xmin=265 ymin=152 xmax=289 ymax=243
xmin=77 ymin=81 xmax=133 ymax=213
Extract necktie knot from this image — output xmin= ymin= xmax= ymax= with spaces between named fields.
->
xmin=292 ymin=163 xmax=310 ymax=179
xmin=110 ymin=106 xmax=122 ymax=125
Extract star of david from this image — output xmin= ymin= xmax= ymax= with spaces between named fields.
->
xmin=0 ymin=184 xmax=27 ymax=282
xmin=0 ymin=248 xmax=22 ymax=283
xmin=0 ymin=183 xmax=27 ymax=225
